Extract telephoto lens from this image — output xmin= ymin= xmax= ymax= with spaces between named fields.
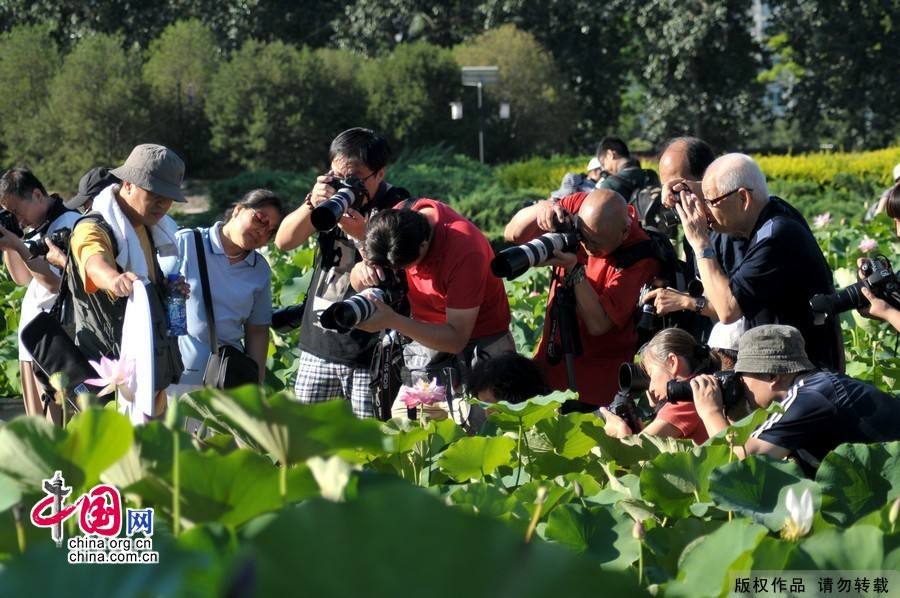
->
xmin=618 ymin=362 xmax=650 ymax=394
xmin=491 ymin=230 xmax=579 ymax=280
xmin=311 ymin=187 xmax=356 ymax=231
xmin=319 ymin=288 xmax=385 ymax=333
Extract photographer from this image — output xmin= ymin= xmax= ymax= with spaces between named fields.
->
xmin=275 ymin=128 xmax=409 ymax=418
xmin=677 ymin=153 xmax=843 ymax=372
xmin=602 ymin=328 xmax=719 ymax=443
xmin=858 ymin=181 xmax=900 ymax=332
xmin=644 ymin=137 xmax=746 ymax=334
xmin=504 ymin=189 xmax=660 ymax=410
xmin=694 ymin=325 xmax=900 ymax=475
xmin=550 ymin=157 xmax=603 ymax=200
xmin=351 ymin=199 xmax=514 ymax=399
xmin=0 ymin=168 xmax=80 ymax=422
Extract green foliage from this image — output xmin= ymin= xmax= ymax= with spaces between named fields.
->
xmin=361 ymin=41 xmax=462 ymax=150
xmin=25 ymin=33 xmax=149 ymax=192
xmin=205 ymin=40 xmax=339 ymax=171
xmin=0 ymin=25 xmax=60 ymax=167
xmin=143 ymin=19 xmax=220 ymax=173
xmin=815 ymin=442 xmax=900 ymax=527
xmin=452 ymin=25 xmax=579 ymax=161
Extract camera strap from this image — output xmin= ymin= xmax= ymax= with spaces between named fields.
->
xmin=192 ymin=229 xmax=219 ymax=351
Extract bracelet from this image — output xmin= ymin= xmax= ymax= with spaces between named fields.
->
xmin=304 ymin=192 xmax=314 ymax=210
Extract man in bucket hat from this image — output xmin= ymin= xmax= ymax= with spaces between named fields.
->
xmin=67 ymin=144 xmax=187 ymax=418
xmin=692 ymin=324 xmax=900 ymax=475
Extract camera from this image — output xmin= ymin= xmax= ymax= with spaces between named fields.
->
xmin=23 ymin=228 xmax=70 ymax=258
xmin=666 ymin=370 xmax=744 ymax=409
xmin=0 ymin=209 xmax=23 ymax=238
xmin=810 ymin=256 xmax=900 ymax=318
xmin=618 ymin=362 xmax=649 ymax=394
xmin=319 ymin=270 xmax=406 ymax=333
xmin=310 ymin=176 xmax=369 ymax=231
xmin=636 ymin=284 xmax=658 ymax=335
xmin=607 ymin=363 xmax=650 ymax=433
xmin=491 ymin=221 xmax=580 ymax=280
xmin=271 ymin=300 xmax=306 ymax=333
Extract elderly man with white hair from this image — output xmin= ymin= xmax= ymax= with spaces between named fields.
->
xmin=674 ymin=153 xmax=844 ymax=372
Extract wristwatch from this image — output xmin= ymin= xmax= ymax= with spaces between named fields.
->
xmin=565 ymin=264 xmax=586 ymax=287
xmin=694 ymin=296 xmax=708 ymax=313
xmin=697 ymin=246 xmax=716 ymax=260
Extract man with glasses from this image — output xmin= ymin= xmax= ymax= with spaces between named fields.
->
xmin=275 ymin=128 xmax=410 ymax=418
xmin=503 ymin=189 xmax=661 ymax=411
xmin=676 ymin=153 xmax=844 ymax=372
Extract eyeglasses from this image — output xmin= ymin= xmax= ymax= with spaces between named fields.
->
xmin=706 ymin=187 xmax=752 ymax=207
xmin=330 ymin=169 xmax=378 ymax=184
xmin=249 ymin=208 xmax=278 ymax=237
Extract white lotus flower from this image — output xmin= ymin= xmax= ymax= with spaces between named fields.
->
xmin=85 ymin=356 xmax=135 ymax=403
xmin=781 ymin=487 xmax=814 ymax=541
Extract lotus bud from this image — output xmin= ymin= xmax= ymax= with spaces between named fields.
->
xmin=889 ymin=497 xmax=900 ymax=528
xmin=632 ymin=520 xmax=645 ymax=540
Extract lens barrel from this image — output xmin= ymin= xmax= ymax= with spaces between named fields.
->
xmin=311 ymin=188 xmax=356 ymax=231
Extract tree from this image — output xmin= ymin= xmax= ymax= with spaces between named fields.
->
xmin=205 ymin=40 xmax=342 ymax=171
xmin=453 ymin=25 xmax=579 ymax=162
xmin=0 ymin=25 xmax=60 ymax=167
xmin=766 ymin=0 xmax=900 ymax=149
xmin=144 ymin=19 xmax=221 ymax=173
xmin=28 ymin=33 xmax=150 ymax=192
xmin=631 ymin=0 xmax=765 ymax=150
xmin=360 ymin=41 xmax=463 ymax=152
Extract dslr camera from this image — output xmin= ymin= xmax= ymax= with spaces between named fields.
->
xmin=491 ymin=219 xmax=580 ymax=280
xmin=0 ymin=209 xmax=24 ymax=238
xmin=666 ymin=370 xmax=744 ymax=409
xmin=271 ymin=299 xmax=307 ymax=333
xmin=810 ymin=255 xmax=900 ymax=319
xmin=23 ymin=228 xmax=71 ymax=258
xmin=310 ymin=176 xmax=370 ymax=232
xmin=319 ymin=269 xmax=407 ymax=333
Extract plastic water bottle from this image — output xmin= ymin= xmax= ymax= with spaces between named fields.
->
xmin=166 ymin=273 xmax=187 ymax=336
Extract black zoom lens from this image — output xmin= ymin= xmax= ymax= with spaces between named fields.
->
xmin=311 ymin=187 xmax=356 ymax=231
xmin=810 ymin=281 xmax=867 ymax=316
xmin=618 ymin=362 xmax=650 ymax=393
xmin=271 ymin=301 xmax=306 ymax=333
xmin=666 ymin=371 xmax=743 ymax=408
xmin=24 ymin=228 xmax=70 ymax=258
xmin=319 ymin=288 xmax=384 ymax=333
xmin=491 ymin=231 xmax=579 ymax=280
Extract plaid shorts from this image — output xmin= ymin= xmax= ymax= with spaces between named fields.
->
xmin=293 ymin=351 xmax=374 ymax=419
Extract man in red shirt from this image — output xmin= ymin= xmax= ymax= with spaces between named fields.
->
xmin=350 ymin=199 xmax=513 ymax=396
xmin=504 ymin=189 xmax=660 ymax=410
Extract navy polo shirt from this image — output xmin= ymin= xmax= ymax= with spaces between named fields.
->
xmin=728 ymin=197 xmax=843 ymax=371
xmin=752 ymin=371 xmax=900 ymax=475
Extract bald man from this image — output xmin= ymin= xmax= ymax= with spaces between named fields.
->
xmin=677 ymin=153 xmax=844 ymax=372
xmin=505 ymin=188 xmax=661 ymax=410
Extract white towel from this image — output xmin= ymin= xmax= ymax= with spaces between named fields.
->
xmin=119 ymin=281 xmax=156 ymax=424
xmin=91 ymin=183 xmax=179 ymax=280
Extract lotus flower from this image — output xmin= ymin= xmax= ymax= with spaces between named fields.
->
xmin=781 ymin=487 xmax=814 ymax=541
xmin=85 ymin=356 xmax=135 ymax=403
xmin=813 ymin=212 xmax=831 ymax=228
xmin=859 ymin=237 xmax=878 ymax=253
xmin=397 ymin=378 xmax=446 ymax=409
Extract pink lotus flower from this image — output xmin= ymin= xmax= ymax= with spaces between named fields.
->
xmin=858 ymin=237 xmax=878 ymax=253
xmin=397 ymin=378 xmax=446 ymax=409
xmin=813 ymin=213 xmax=831 ymax=228
xmin=85 ymin=356 xmax=135 ymax=403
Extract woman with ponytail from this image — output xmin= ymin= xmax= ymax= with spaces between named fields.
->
xmin=602 ymin=327 xmax=720 ymax=443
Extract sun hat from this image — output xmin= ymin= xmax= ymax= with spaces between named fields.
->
xmin=64 ymin=167 xmax=120 ymax=210
xmin=733 ymin=324 xmax=815 ymax=374
xmin=110 ymin=144 xmax=186 ymax=203
xmin=708 ymin=318 xmax=747 ymax=352
xmin=587 ymin=157 xmax=603 ymax=172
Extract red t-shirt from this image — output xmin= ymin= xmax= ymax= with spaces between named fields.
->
xmin=656 ymin=401 xmax=709 ymax=444
xmin=534 ymin=193 xmax=660 ymax=406
xmin=403 ymin=199 xmax=511 ymax=339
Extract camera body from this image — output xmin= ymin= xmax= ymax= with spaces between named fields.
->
xmin=0 ymin=209 xmax=24 ymax=238
xmin=609 ymin=362 xmax=650 ymax=433
xmin=23 ymin=228 xmax=70 ymax=258
xmin=319 ymin=269 xmax=407 ymax=333
xmin=810 ymin=255 xmax=900 ymax=318
xmin=310 ymin=176 xmax=369 ymax=231
xmin=666 ymin=370 xmax=744 ymax=409
xmin=491 ymin=220 xmax=580 ymax=280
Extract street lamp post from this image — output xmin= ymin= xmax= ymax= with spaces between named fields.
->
xmin=460 ymin=66 xmax=499 ymax=164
